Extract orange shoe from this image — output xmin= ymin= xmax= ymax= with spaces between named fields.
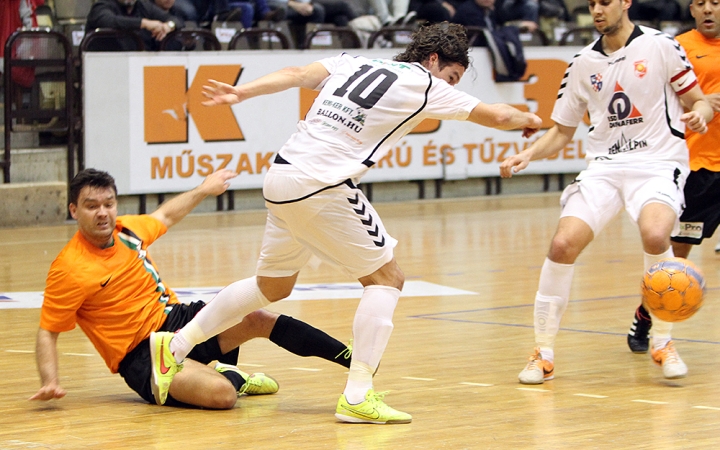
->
xmin=518 ymin=347 xmax=554 ymax=384
xmin=651 ymin=340 xmax=687 ymax=379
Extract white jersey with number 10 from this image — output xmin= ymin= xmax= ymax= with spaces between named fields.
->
xmin=277 ymin=53 xmax=481 ymax=185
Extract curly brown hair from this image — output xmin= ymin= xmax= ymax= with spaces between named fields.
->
xmin=393 ymin=21 xmax=470 ymax=69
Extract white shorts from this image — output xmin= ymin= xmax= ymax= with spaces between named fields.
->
xmin=560 ymin=161 xmax=687 ymax=236
xmin=257 ymin=164 xmax=397 ymax=279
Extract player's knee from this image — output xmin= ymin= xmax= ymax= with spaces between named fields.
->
xmin=207 ymin=380 xmax=239 ymax=410
xmin=643 ymin=232 xmax=671 ymax=255
xmin=242 ymin=309 xmax=279 ymax=336
xmin=547 ymin=235 xmax=580 ymax=263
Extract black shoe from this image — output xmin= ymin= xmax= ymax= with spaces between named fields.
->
xmin=627 ymin=304 xmax=652 ymax=353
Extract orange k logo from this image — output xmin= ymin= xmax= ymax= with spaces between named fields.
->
xmin=144 ymin=65 xmax=244 ymax=143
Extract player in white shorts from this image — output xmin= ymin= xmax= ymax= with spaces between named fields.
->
xmin=149 ymin=22 xmax=542 ymax=424
xmin=500 ymin=0 xmax=713 ymax=385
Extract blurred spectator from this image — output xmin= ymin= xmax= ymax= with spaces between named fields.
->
xmin=1 ymin=0 xmax=41 ymax=78
xmin=86 ymin=0 xmax=184 ymax=50
xmin=629 ymin=0 xmax=682 ymax=22
xmin=315 ymin=0 xmax=357 ymax=26
xmin=451 ymin=0 xmax=499 ymax=29
xmin=496 ymin=0 xmax=539 ymax=32
xmin=369 ymin=0 xmax=410 ymax=25
xmin=267 ymin=0 xmax=325 ymax=25
xmin=171 ymin=0 xmax=249 ymax=24
xmin=409 ymin=0 xmax=456 ymax=24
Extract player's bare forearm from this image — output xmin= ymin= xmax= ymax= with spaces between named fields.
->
xmin=31 ymin=328 xmax=66 ymax=400
xmin=151 ymin=169 xmax=237 ymax=228
xmin=499 ymin=123 xmax=575 ymax=178
xmin=469 ymin=103 xmax=541 ymax=132
xmin=203 ymin=63 xmax=330 ymax=106
xmin=705 ymin=93 xmax=720 ymax=112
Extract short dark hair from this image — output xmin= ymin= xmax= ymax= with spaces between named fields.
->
xmin=69 ymin=169 xmax=117 ymax=205
xmin=394 ymin=22 xmax=470 ymax=70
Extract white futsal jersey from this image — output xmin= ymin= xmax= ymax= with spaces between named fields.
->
xmin=552 ymin=25 xmax=697 ymax=166
xmin=276 ymin=53 xmax=481 ymax=185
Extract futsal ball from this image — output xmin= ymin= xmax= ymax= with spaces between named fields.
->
xmin=641 ymin=257 xmax=705 ymax=322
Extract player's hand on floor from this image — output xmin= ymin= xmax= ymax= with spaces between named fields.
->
xmin=30 ymin=384 xmax=66 ymax=401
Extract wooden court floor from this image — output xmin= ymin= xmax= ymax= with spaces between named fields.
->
xmin=1 ymin=192 xmax=719 ymax=449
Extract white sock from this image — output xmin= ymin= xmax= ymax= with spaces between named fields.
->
xmin=534 ymin=258 xmax=574 ymax=352
xmin=170 ymin=277 xmax=270 ymax=362
xmin=644 ymin=249 xmax=674 ymax=349
xmin=644 ymin=248 xmax=673 ymax=272
xmin=344 ymin=285 xmax=400 ymax=404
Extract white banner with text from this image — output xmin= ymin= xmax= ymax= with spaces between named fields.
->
xmin=84 ymin=47 xmax=588 ymax=195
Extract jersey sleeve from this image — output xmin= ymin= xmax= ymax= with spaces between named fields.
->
xmin=117 ymin=215 xmax=167 ymax=248
xmin=40 ymin=258 xmax=85 ymax=333
xmin=662 ymin=34 xmax=698 ymax=95
xmin=315 ymin=53 xmax=346 ymax=90
xmin=551 ymin=55 xmax=588 ymax=127
xmin=424 ymin=79 xmax=481 ymax=120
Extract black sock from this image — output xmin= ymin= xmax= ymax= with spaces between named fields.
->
xmin=269 ymin=315 xmax=351 ymax=368
xmin=218 ymin=369 xmax=246 ymax=392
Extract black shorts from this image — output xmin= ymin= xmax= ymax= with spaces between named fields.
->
xmin=117 ymin=301 xmax=239 ymax=406
xmin=672 ymin=168 xmax=720 ymax=245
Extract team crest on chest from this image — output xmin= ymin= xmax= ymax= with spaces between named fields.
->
xmin=590 ymin=73 xmax=603 ymax=92
xmin=634 ymin=60 xmax=648 ymax=78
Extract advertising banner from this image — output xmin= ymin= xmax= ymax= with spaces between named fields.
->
xmin=84 ymin=47 xmax=588 ymax=195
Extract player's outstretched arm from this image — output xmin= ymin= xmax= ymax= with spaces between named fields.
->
xmin=499 ymin=123 xmax=576 ymax=178
xmin=151 ymin=169 xmax=238 ymax=229
xmin=467 ymin=103 xmax=542 ymax=137
xmin=30 ymin=328 xmax=66 ymax=401
xmin=202 ymin=62 xmax=331 ymax=107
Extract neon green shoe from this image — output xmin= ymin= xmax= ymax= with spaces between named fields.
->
xmin=215 ymin=362 xmax=279 ymax=396
xmin=335 ymin=390 xmax=412 ymax=424
xmin=149 ymin=331 xmax=183 ymax=405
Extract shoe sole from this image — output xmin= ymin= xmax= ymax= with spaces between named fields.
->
xmin=335 ymin=413 xmax=412 ymax=424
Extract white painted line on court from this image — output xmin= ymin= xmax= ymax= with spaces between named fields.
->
xmin=402 ymin=377 xmax=436 ymax=381
xmin=516 ymin=387 xmax=551 ymax=392
xmin=289 ymin=367 xmax=322 ymax=372
xmin=632 ymin=399 xmax=668 ymax=405
xmin=0 ymin=281 xmax=477 ymax=310
xmin=693 ymin=406 xmax=720 ymax=411
xmin=5 ymin=350 xmax=33 ymax=353
xmin=574 ymin=393 xmax=608 ymax=399
xmin=459 ymin=382 xmax=494 ymax=387
xmin=63 ymin=352 xmax=94 ymax=357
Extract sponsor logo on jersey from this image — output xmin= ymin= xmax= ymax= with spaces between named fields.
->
xmin=608 ymin=55 xmax=626 ymax=66
xmin=634 ymin=60 xmax=647 ymax=78
xmin=590 ymin=73 xmax=603 ymax=92
xmin=607 ymin=132 xmax=647 ymax=154
xmin=607 ymin=82 xmax=643 ymax=128
xmin=318 ymin=99 xmax=365 ymax=133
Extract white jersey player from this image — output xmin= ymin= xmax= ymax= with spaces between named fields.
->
xmin=500 ymin=0 xmax=712 ymax=385
xmin=556 ymin=25 xmax=698 ymax=167
xmin=153 ymin=22 xmax=542 ymax=425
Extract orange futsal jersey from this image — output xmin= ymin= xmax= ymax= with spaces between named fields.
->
xmin=677 ymin=29 xmax=720 ymax=171
xmin=41 ymin=215 xmax=179 ymax=373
